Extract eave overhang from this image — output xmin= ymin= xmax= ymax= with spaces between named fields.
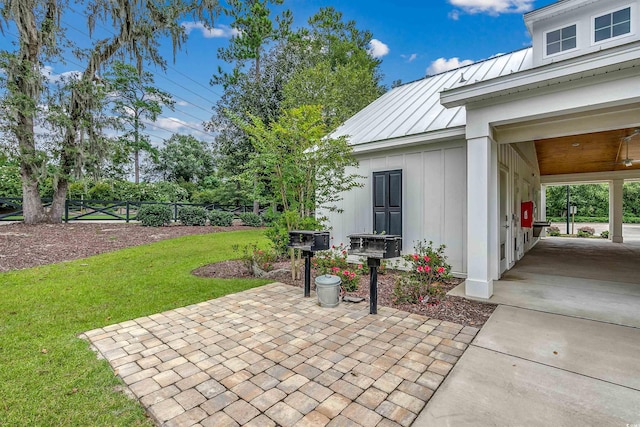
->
xmin=440 ymin=41 xmax=640 ymax=109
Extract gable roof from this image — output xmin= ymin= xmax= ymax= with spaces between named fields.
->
xmin=331 ymin=48 xmax=533 ymax=147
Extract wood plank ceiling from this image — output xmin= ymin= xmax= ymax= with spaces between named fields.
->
xmin=535 ymin=128 xmax=640 ymax=176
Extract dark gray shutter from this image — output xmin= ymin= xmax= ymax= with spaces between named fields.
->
xmin=373 ymin=170 xmax=402 ymax=235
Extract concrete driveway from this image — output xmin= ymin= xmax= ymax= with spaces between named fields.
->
xmin=416 ymin=238 xmax=640 ymax=426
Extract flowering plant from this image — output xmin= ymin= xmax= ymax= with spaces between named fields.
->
xmin=392 ymin=240 xmax=450 ymax=305
xmin=232 ymin=242 xmax=277 ymax=274
xmin=314 ymin=243 xmax=364 ymax=292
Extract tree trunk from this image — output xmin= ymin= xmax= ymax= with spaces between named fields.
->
xmin=47 ymin=179 xmax=68 ymax=223
xmin=134 ymin=150 xmax=140 ymax=184
xmin=21 ymin=174 xmax=46 ymax=224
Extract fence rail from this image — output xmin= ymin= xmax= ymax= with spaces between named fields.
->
xmin=0 ymin=198 xmax=264 ymax=222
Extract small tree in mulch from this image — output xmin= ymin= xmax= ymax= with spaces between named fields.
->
xmin=392 ymin=240 xmax=451 ymax=306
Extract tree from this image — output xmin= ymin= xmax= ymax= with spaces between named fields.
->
xmin=240 ymin=104 xmax=362 ymax=278
xmin=282 ymin=7 xmax=384 ymax=130
xmin=283 ymin=59 xmax=384 ymax=131
xmin=210 ymin=5 xmax=385 ymax=213
xmin=0 ymin=0 xmax=63 ymax=223
xmin=212 ymin=0 xmax=292 ymax=214
xmin=105 ymin=61 xmax=174 ymax=184
xmin=0 ymin=0 xmax=218 ymax=223
xmin=241 ymin=104 xmax=361 ymax=224
xmin=151 ymin=134 xmax=215 ymax=184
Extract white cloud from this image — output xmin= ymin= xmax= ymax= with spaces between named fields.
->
xmin=176 ymin=100 xmax=191 ymax=107
xmin=449 ymin=10 xmax=461 ymax=20
xmin=181 ymin=22 xmax=239 ymax=38
xmin=427 ymin=57 xmax=474 ymax=75
xmin=401 ymin=53 xmax=418 ymax=63
xmin=448 ymin=0 xmax=534 ymax=15
xmin=41 ymin=65 xmax=82 ymax=83
xmin=368 ymin=39 xmax=390 ymax=59
xmin=152 ymin=117 xmax=191 ymax=132
xmin=151 ymin=117 xmax=213 ymax=142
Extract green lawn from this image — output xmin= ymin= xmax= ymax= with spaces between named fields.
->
xmin=0 ymin=229 xmax=270 ymax=426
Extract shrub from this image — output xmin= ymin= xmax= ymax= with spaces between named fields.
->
xmin=178 ymin=206 xmax=208 ymax=226
xmin=239 ymin=212 xmax=262 ymax=227
xmin=112 ymin=181 xmax=144 ymax=201
xmin=313 ymin=243 xmax=365 ymax=293
xmin=600 ymin=230 xmax=609 ymax=239
xmin=265 ymin=210 xmax=322 ymax=255
xmin=191 ymin=189 xmax=218 ymax=205
xmin=88 ymin=181 xmax=116 ymax=201
xmin=142 ymin=182 xmax=189 ymax=202
xmin=577 ymin=226 xmax=595 ymax=237
xmin=547 ymin=226 xmax=561 ymax=237
xmin=261 ymin=210 xmax=281 ymax=226
xmin=0 ymin=157 xmax=22 ymax=198
xmin=233 ymin=242 xmax=277 ymax=274
xmin=137 ymin=204 xmax=172 ymax=227
xmin=392 ymin=240 xmax=450 ymax=305
xmin=209 ymin=210 xmax=234 ymax=226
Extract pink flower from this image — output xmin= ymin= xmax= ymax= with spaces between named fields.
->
xmin=343 ymin=270 xmax=349 ymax=275
xmin=357 ymin=264 xmax=363 ymax=269
xmin=342 ymin=250 xmax=347 ymax=255
xmin=412 ymin=254 xmax=419 ymax=261
xmin=423 ymin=256 xmax=430 ymax=262
xmin=331 ymin=245 xmax=335 ymax=249
xmin=437 ymin=266 xmax=445 ymax=274
xmin=331 ymin=267 xmax=340 ymax=272
xmin=417 ymin=266 xmax=424 ymax=273
xmin=424 ymin=266 xmax=431 ymax=272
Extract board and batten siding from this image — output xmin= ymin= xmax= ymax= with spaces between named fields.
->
xmin=323 ymin=139 xmax=467 ymax=275
xmin=498 ymin=142 xmax=541 ymax=263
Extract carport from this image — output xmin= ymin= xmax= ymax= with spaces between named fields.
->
xmin=440 ymin=40 xmax=640 ymax=300
xmin=451 ymin=237 xmax=640 ymax=328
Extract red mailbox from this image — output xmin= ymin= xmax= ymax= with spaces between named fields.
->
xmin=521 ymin=201 xmax=533 ymax=228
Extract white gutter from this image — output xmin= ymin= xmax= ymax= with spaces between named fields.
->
xmin=350 ymin=126 xmax=466 ymax=154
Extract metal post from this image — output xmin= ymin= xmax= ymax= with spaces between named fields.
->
xmin=367 ymin=258 xmax=381 ymax=314
xmin=64 ymin=199 xmax=69 ymax=223
xmin=566 ymin=185 xmax=570 ymax=235
xmin=126 ymin=201 xmax=130 ymax=223
xmin=303 ymin=250 xmax=312 ymax=298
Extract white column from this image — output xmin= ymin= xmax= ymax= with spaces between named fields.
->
xmin=465 ymin=136 xmax=498 ymax=299
xmin=540 ymin=185 xmax=547 ymax=237
xmin=609 ymin=179 xmax=624 ymax=243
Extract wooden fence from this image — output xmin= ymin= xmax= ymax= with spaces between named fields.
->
xmin=0 ymin=198 xmax=261 ymax=222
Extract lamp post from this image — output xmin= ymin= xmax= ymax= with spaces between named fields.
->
xmin=566 ymin=185 xmax=570 ymax=235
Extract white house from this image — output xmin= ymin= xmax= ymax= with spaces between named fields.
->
xmin=326 ymin=0 xmax=640 ymax=299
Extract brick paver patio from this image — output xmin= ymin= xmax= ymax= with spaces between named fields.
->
xmin=81 ymin=283 xmax=478 ymax=426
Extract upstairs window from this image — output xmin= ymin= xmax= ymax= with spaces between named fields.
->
xmin=546 ymin=24 xmax=577 ymax=55
xmin=594 ymin=7 xmax=631 ymax=42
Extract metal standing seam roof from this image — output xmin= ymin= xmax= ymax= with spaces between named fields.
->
xmin=331 ymin=48 xmax=534 ymax=146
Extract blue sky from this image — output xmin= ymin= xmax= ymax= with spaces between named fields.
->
xmin=3 ymin=0 xmax=558 ymax=146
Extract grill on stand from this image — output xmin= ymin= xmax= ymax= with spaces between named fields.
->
xmin=287 ymin=231 xmax=330 ymax=297
xmin=347 ymin=234 xmax=402 ymax=314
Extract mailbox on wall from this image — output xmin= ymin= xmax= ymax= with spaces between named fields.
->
xmin=521 ymin=201 xmax=533 ymax=228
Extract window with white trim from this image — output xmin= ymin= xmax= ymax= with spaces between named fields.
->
xmin=594 ymin=7 xmax=631 ymax=42
xmin=546 ymin=24 xmax=577 ymax=55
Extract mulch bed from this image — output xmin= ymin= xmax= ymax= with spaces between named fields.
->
xmin=194 ymin=259 xmax=497 ymax=327
xmin=1 ymin=222 xmax=497 ymax=327
xmin=0 ymin=222 xmax=247 ymax=272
